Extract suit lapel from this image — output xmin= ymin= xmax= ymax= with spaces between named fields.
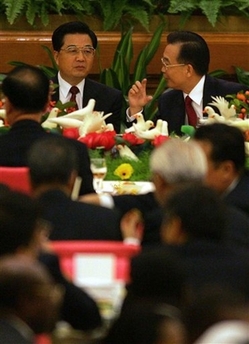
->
xmin=83 ymin=78 xmax=95 ymax=108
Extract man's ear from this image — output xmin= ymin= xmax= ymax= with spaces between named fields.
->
xmin=161 ymin=216 xmax=187 ymax=245
xmin=153 ymin=173 xmax=169 ymax=205
xmin=53 ymin=51 xmax=59 ymax=65
xmin=3 ymin=97 xmax=11 ymax=114
xmin=42 ymin=97 xmax=50 ymax=114
xmin=68 ymin=170 xmax=78 ymax=193
xmin=186 ymin=63 xmax=194 ymax=76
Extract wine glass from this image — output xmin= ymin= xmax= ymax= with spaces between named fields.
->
xmin=90 ymin=158 xmax=107 ymax=193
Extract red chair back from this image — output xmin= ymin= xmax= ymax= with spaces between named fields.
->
xmin=0 ymin=166 xmax=31 ymax=194
xmin=50 ymin=241 xmax=141 ymax=283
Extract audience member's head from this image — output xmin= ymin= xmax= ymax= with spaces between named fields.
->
xmin=194 ymin=123 xmax=246 ymax=193
xmin=27 ymin=135 xmax=79 ymax=195
xmin=161 ymin=184 xmax=226 ymax=244
xmin=127 ymin=248 xmax=187 ymax=308
xmin=103 ymin=301 xmax=186 ymax=344
xmin=193 ymin=320 xmax=249 ymax=344
xmin=2 ymin=65 xmax=50 ymax=123
xmin=0 ymin=255 xmax=62 ymax=334
xmin=166 ymin=30 xmax=210 ymax=76
xmin=183 ymin=286 xmax=249 ymax=343
xmin=150 ymin=138 xmax=207 ymax=206
xmin=0 ymin=188 xmax=43 ymax=258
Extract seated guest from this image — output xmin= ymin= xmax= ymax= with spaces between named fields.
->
xmin=0 ymin=188 xmax=102 ymax=332
xmin=159 ymin=184 xmax=249 ymax=299
xmin=27 ymin=135 xmax=122 ymax=241
xmin=183 ymin=286 xmax=249 ymax=343
xmin=82 ymin=139 xmax=249 ymax=249
xmin=0 ymin=255 xmax=62 ymax=344
xmin=102 ymin=301 xmax=186 ymax=344
xmin=0 ymin=64 xmax=94 ymax=195
xmin=194 ymin=122 xmax=249 ymax=216
xmin=127 ymin=30 xmax=248 ymax=134
xmin=81 ymin=139 xmax=207 ymax=246
xmin=51 ymin=21 xmax=123 ymax=133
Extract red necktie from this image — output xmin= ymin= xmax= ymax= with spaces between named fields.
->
xmin=69 ymin=86 xmax=79 ymax=110
xmin=185 ymin=95 xmax=198 ymax=127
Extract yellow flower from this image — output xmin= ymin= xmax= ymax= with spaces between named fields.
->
xmin=114 ymin=163 xmax=134 ymax=180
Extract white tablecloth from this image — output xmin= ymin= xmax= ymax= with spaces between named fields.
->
xmin=102 ymin=181 xmax=155 ymax=195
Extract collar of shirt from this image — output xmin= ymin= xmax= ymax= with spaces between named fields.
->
xmin=58 ymin=72 xmax=85 ymax=108
xmin=184 ymin=75 xmax=206 ymax=120
xmin=221 ymin=176 xmax=240 ymax=198
xmin=7 ymin=316 xmax=34 ymax=342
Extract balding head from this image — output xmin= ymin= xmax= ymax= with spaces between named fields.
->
xmin=0 ymin=255 xmax=62 ymax=334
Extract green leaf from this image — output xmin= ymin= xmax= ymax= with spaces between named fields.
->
xmin=113 ymin=52 xmax=130 ymax=93
xmin=200 ymin=0 xmax=222 ymax=27
xmin=113 ymin=28 xmax=133 ymax=71
xmin=99 ymin=68 xmax=121 ymax=90
xmin=133 ymin=21 xmax=165 ymax=82
xmin=39 ymin=65 xmax=58 ymax=78
xmin=5 ymin=0 xmax=26 ymax=24
xmin=8 ymin=61 xmax=31 ymax=67
xmin=208 ymin=69 xmax=227 ymax=78
xmin=143 ymin=21 xmax=165 ymax=64
xmin=144 ymin=75 xmax=167 ymax=120
xmin=133 ymin=48 xmax=148 ymax=82
xmin=41 ymin=45 xmax=58 ymax=71
xmin=234 ymin=66 xmax=249 ymax=87
xmin=0 ymin=74 xmax=6 ymax=82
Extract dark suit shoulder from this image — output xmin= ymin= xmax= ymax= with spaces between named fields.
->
xmin=204 ymin=74 xmax=248 ymax=96
xmin=113 ymin=192 xmax=158 ymax=215
xmin=85 ymin=78 xmax=122 ymax=96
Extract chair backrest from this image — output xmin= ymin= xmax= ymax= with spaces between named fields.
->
xmin=0 ymin=166 xmax=31 ymax=194
xmin=50 ymin=241 xmax=141 ymax=283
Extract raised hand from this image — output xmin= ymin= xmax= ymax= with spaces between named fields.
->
xmin=128 ymin=78 xmax=153 ymax=116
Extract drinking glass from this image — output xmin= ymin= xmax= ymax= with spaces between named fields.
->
xmin=90 ymin=158 xmax=107 ymax=193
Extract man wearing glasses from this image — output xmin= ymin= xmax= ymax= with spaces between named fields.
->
xmin=128 ymin=30 xmax=248 ymax=135
xmin=51 ymin=21 xmax=123 ymax=133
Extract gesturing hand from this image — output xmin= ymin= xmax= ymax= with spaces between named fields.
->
xmin=128 ymin=78 xmax=153 ymax=116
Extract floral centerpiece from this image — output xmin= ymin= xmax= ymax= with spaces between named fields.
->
xmin=201 ymin=91 xmax=249 ymax=169
xmin=40 ymin=98 xmax=180 ymax=182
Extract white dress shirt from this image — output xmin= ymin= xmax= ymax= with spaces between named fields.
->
xmin=58 ymin=72 xmax=85 ymax=109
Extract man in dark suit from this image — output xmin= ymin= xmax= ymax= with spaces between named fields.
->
xmin=0 ymin=256 xmax=62 ymax=344
xmin=127 ymin=31 xmax=248 ymax=135
xmin=0 ymin=64 xmax=94 ymax=195
xmin=194 ymin=123 xmax=249 ymax=217
xmin=82 ymin=138 xmax=249 ymax=249
xmin=130 ymin=184 xmax=249 ymax=303
xmin=51 ymin=21 xmax=123 ymax=133
xmin=0 ymin=187 xmax=102 ymax=332
xmin=27 ymin=135 xmax=122 ymax=241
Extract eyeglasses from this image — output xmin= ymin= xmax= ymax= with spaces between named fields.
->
xmin=161 ymin=57 xmax=185 ymax=69
xmin=60 ymin=45 xmax=95 ymax=57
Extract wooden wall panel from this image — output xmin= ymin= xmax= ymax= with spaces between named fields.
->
xmin=1 ymin=31 xmax=249 ymax=85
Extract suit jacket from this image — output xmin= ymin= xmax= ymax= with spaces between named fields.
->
xmin=157 ymin=74 xmax=248 ymax=135
xmin=113 ymin=192 xmax=163 ymax=246
xmin=224 ymin=173 xmax=249 ymax=217
xmin=113 ymin=192 xmax=249 ymax=249
xmin=38 ymin=189 xmax=122 ymax=241
xmin=0 ymin=120 xmax=94 ymax=195
xmin=51 ymin=76 xmax=123 ymax=133
xmin=132 ymin=241 xmax=249 ymax=300
xmin=0 ymin=319 xmax=34 ymax=344
xmin=39 ymin=252 xmax=102 ymax=331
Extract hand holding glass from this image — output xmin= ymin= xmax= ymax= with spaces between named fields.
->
xmin=90 ymin=158 xmax=107 ymax=193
